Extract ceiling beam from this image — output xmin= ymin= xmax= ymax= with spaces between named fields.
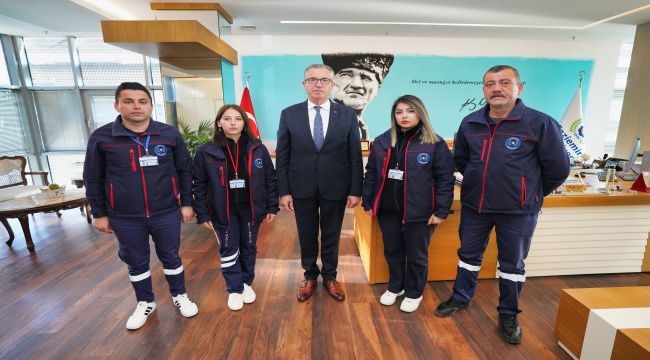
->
xmin=101 ymin=19 xmax=238 ymax=70
xmin=150 ymin=2 xmax=233 ymax=24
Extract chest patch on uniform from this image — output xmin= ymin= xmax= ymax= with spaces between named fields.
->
xmin=505 ymin=137 xmax=522 ymax=150
xmin=254 ymin=158 xmax=263 ymax=168
xmin=416 ymin=153 xmax=430 ymax=164
xmin=153 ymin=144 xmax=168 ymax=156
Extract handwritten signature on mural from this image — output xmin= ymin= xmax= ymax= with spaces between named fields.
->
xmin=459 ymin=98 xmax=487 ymax=112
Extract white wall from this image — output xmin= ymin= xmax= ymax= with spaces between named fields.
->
xmin=175 ymin=77 xmax=223 ymax=130
xmin=230 ymin=35 xmax=622 ymax=157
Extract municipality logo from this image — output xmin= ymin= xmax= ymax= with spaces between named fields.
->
xmin=254 ymin=158 xmax=263 ymax=168
xmin=153 ymin=144 xmax=168 ymax=156
xmin=416 ymin=153 xmax=430 ymax=164
xmin=569 ymin=119 xmax=584 ymax=141
xmin=505 ymin=137 xmax=522 ymax=150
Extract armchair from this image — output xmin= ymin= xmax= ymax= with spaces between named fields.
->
xmin=0 ymin=156 xmax=50 ymax=243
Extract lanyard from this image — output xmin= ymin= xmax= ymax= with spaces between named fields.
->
xmin=225 ymin=141 xmax=240 ymax=179
xmin=394 ymin=138 xmax=407 ymax=169
xmin=130 ymin=135 xmax=151 ymax=155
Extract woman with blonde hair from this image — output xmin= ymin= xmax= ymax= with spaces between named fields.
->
xmin=362 ymin=94 xmax=455 ymax=312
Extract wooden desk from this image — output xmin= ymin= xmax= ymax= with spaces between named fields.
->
xmin=354 ymin=186 xmax=650 ymax=284
xmin=0 ymin=189 xmax=90 ymax=252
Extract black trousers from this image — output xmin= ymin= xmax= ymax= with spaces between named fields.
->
xmin=377 ymin=211 xmax=435 ymax=298
xmin=293 ymin=193 xmax=347 ymax=280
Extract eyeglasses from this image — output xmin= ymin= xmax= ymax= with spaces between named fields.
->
xmin=304 ymin=77 xmax=332 ymax=85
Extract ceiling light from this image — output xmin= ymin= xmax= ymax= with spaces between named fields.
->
xmin=281 ymin=4 xmax=650 ymax=31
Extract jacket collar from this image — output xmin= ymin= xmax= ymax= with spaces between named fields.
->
xmin=469 ymin=98 xmax=526 ymax=124
xmin=111 ymin=115 xmax=162 ymax=137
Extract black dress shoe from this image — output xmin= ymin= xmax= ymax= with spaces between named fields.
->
xmin=434 ymin=297 xmax=469 ymax=317
xmin=499 ymin=313 xmax=522 ymax=344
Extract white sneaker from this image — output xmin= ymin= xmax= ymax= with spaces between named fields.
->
xmin=228 ymin=293 xmax=244 ymax=311
xmin=126 ymin=301 xmax=156 ymax=330
xmin=400 ymin=296 xmax=423 ymax=313
xmin=172 ymin=293 xmax=198 ymax=317
xmin=242 ymin=284 xmax=256 ymax=304
xmin=379 ymin=290 xmax=405 ymax=306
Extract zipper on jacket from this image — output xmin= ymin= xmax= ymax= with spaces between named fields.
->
xmin=171 ymin=176 xmax=179 ymax=206
xmin=219 ymin=165 xmax=231 ymax=227
xmin=109 ymin=183 xmax=115 ymax=209
xmin=431 ymin=187 xmax=435 ymax=212
xmin=136 ymin=146 xmax=150 ymax=217
xmin=400 ymin=131 xmax=420 ymax=224
xmin=478 ymin=123 xmax=499 ymax=212
xmin=520 ymin=176 xmax=526 ymax=207
xmin=372 ymin=148 xmax=391 ymax=216
xmin=247 ymin=144 xmax=261 ymax=221
xmin=129 ymin=149 xmax=136 ymax=172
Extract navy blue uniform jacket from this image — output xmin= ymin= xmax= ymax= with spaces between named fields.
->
xmin=83 ymin=116 xmax=193 ymax=218
xmin=192 ymin=140 xmax=279 ymax=228
xmin=362 ymin=129 xmax=456 ymax=222
xmin=455 ymin=99 xmax=570 ymax=214
xmin=276 ymin=100 xmax=363 ymax=200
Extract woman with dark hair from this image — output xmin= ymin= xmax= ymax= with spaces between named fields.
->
xmin=362 ymin=95 xmax=455 ymax=312
xmin=192 ymin=105 xmax=279 ymax=311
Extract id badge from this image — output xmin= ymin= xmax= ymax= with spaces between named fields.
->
xmin=139 ymin=155 xmax=159 ymax=167
xmin=387 ymin=169 xmax=404 ymax=180
xmin=229 ymin=179 xmax=246 ymax=189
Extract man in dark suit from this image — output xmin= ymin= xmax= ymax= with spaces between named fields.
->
xmin=276 ymin=64 xmax=363 ymax=302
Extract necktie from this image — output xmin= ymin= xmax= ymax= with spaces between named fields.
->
xmin=313 ymin=106 xmax=324 ymax=150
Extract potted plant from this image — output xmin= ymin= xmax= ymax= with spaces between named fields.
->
xmin=177 ymin=118 xmax=213 ymax=158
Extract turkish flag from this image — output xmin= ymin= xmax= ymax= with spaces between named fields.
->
xmin=240 ymin=86 xmax=261 ymax=139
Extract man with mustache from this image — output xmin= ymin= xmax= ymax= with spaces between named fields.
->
xmin=321 ymin=53 xmax=394 ymax=140
xmin=435 ymin=65 xmax=569 ymax=345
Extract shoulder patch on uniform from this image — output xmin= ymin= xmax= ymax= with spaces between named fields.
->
xmin=254 ymin=158 xmax=263 ymax=168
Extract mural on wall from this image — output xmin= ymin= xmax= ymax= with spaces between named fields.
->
xmin=321 ymin=53 xmax=394 ymax=140
xmin=241 ymin=54 xmax=594 ymax=143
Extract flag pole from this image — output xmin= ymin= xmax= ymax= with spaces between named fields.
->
xmin=578 ymin=70 xmax=585 ymax=88
xmin=244 ymin=71 xmax=250 ymax=89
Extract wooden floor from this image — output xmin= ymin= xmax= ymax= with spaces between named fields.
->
xmin=1 ymin=208 xmax=649 ymax=360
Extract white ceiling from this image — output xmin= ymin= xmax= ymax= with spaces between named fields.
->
xmin=1 ymin=0 xmax=650 ymax=42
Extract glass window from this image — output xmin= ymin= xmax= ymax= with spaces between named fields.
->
xmin=46 ymin=154 xmax=86 ymax=186
xmin=0 ymin=90 xmax=28 ymax=154
xmin=76 ymin=38 xmax=146 ymax=87
xmin=87 ymin=94 xmax=117 ymax=131
xmin=148 ymin=57 xmax=162 ymax=86
xmin=33 ymin=90 xmax=86 ymax=151
xmin=0 ymin=42 xmax=10 ymax=86
xmin=605 ymin=42 xmax=633 ymax=155
xmin=152 ymin=89 xmax=166 ymax=122
xmin=23 ymin=37 xmax=75 ymax=87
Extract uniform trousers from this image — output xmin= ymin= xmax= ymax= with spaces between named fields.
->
xmin=111 ymin=209 xmax=186 ymax=302
xmin=451 ymin=206 xmax=537 ymax=314
xmin=293 ymin=193 xmax=347 ymax=281
xmin=377 ymin=210 xmax=435 ymax=298
xmin=214 ymin=203 xmax=261 ymax=294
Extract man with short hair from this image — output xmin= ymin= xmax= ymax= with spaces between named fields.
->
xmin=276 ymin=64 xmax=363 ymax=302
xmin=321 ymin=53 xmax=394 ymax=140
xmin=435 ymin=65 xmax=569 ymax=345
xmin=84 ymin=82 xmax=198 ymax=330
